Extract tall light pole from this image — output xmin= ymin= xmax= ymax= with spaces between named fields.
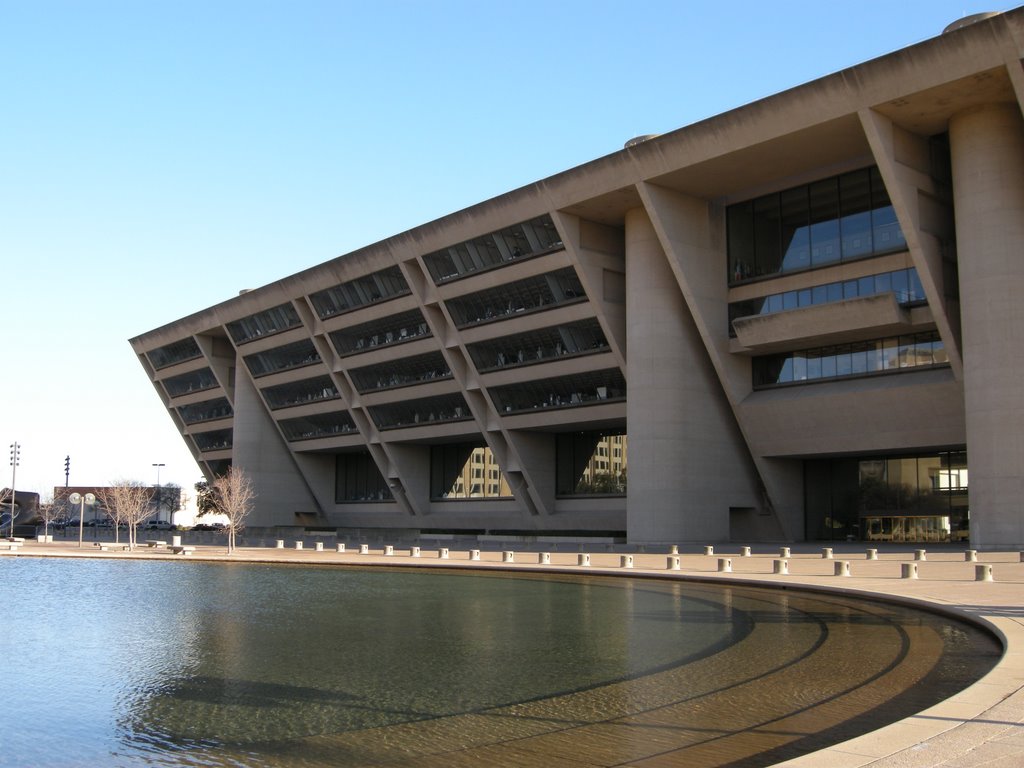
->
xmin=152 ymin=463 xmax=165 ymax=522
xmin=68 ymin=492 xmax=96 ymax=549
xmin=8 ymin=442 xmax=19 ymax=539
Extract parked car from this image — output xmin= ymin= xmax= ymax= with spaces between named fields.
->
xmin=145 ymin=520 xmax=174 ymax=530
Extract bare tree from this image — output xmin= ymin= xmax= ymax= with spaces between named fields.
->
xmin=212 ymin=467 xmax=255 ymax=554
xmin=39 ymin=490 xmax=68 ymax=538
xmin=100 ymin=481 xmax=152 ymax=550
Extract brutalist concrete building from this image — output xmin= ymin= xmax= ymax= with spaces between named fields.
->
xmin=131 ymin=10 xmax=1024 ymax=548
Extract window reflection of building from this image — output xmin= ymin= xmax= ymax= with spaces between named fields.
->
xmin=557 ymin=432 xmax=628 ymax=496
xmin=806 ymin=451 xmax=968 ymax=543
xmin=430 ymin=445 xmax=513 ymax=500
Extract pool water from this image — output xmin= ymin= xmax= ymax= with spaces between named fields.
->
xmin=0 ymin=558 xmax=1000 ymax=767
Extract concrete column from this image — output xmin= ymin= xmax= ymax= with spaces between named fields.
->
xmin=950 ymin=103 xmax=1024 ymax=549
xmin=625 ymin=207 xmax=740 ymax=543
xmin=232 ymin=368 xmax=321 ymax=526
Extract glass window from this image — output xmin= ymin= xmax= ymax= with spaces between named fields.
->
xmin=782 ymin=291 xmax=798 ymax=310
xmin=858 ymin=275 xmax=876 ymax=296
xmin=798 ymin=288 xmax=812 ymax=307
xmin=780 ymin=187 xmax=810 ymax=272
xmin=820 ymin=347 xmax=837 ymax=378
xmin=728 ymin=201 xmax=755 ymax=282
xmin=870 ymin=167 xmax=906 ymax=252
xmin=875 ymin=271 xmax=891 ymax=294
xmin=839 ymin=169 xmax=873 ymax=259
xmin=908 ymin=268 xmax=925 ymax=302
xmin=835 ymin=345 xmax=852 ymax=377
xmin=556 ymin=431 xmax=627 ymax=496
xmin=850 ymin=342 xmax=868 ymax=375
xmin=812 ymin=285 xmax=828 ymax=305
xmin=753 ymin=196 xmax=782 ymax=277
xmin=809 ymin=178 xmax=840 ymax=267
xmin=843 ymin=280 xmax=858 ymax=299
xmin=826 ymin=282 xmax=843 ymax=302
xmin=806 ymin=351 xmax=822 ymax=380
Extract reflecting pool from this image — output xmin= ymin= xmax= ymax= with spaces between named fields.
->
xmin=0 ymin=558 xmax=1000 ymax=767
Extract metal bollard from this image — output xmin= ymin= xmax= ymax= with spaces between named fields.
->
xmin=294 ymin=541 xmax=304 ymax=550
xmin=620 ymin=554 xmax=634 ymax=568
xmin=578 ymin=553 xmax=591 ymax=566
xmin=502 ymin=550 xmax=515 ymax=563
xmin=384 ymin=545 xmax=394 ymax=556
xmin=717 ymin=558 xmax=732 ymax=573
xmin=773 ymin=559 xmax=789 ymax=575
xmin=703 ymin=545 xmax=714 ymax=556
xmin=438 ymin=547 xmax=449 ymax=559
xmin=866 ymin=548 xmax=878 ymax=560
xmin=740 ymin=546 xmax=751 ymax=557
xmin=834 ymin=560 xmax=851 ymax=577
xmin=315 ymin=541 xmax=324 ymax=552
xmin=667 ymin=555 xmax=681 ymax=570
xmin=539 ymin=552 xmax=551 ymax=564
xmin=359 ymin=543 xmax=369 ymax=555
xmin=821 ymin=547 xmax=833 ymax=559
xmin=779 ymin=546 xmax=791 ymax=558
xmin=336 ymin=543 xmax=346 ymax=553
xmin=914 ymin=549 xmax=927 ymax=561
xmin=470 ymin=549 xmax=481 ymax=561
xmin=410 ymin=546 xmax=420 ymax=558
xmin=975 ymin=564 xmax=994 ymax=582
xmin=901 ymin=563 xmax=919 ymax=579
xmin=965 ymin=550 xmax=977 ymax=562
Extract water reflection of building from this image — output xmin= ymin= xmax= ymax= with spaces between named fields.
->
xmin=131 ymin=11 xmax=1024 ymax=547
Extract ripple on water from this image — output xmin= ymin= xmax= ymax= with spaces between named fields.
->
xmin=0 ymin=558 xmax=1000 ymax=768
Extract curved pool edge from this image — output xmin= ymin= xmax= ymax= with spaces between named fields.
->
xmin=4 ymin=541 xmax=1022 ymax=767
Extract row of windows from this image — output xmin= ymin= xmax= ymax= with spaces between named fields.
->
xmin=468 ymin=318 xmax=609 ymax=372
xmin=279 ymin=412 xmax=356 ymax=442
xmin=309 ymin=266 xmax=409 ymax=320
xmin=244 ymin=339 xmax=320 ymax=378
xmin=329 ymin=309 xmax=430 ymax=357
xmin=728 ymin=167 xmax=905 ymax=284
xmin=226 ymin=303 xmax=301 ymax=345
xmin=368 ymin=393 xmax=471 ymax=430
xmin=422 ymin=214 xmax=563 ymax=283
xmin=164 ymin=367 xmax=218 ymax=398
xmin=194 ymin=429 xmax=232 ymax=453
xmin=262 ymin=376 xmax=339 ymax=410
xmin=729 ymin=267 xmax=924 ymax=336
xmin=752 ymin=331 xmax=946 ymax=388
xmin=446 ymin=268 xmax=585 ymax=328
xmin=148 ymin=338 xmax=201 ymax=370
xmin=490 ymin=369 xmax=626 ymax=413
xmin=349 ymin=351 xmax=451 ymax=394
xmin=177 ymin=397 xmax=232 ymax=425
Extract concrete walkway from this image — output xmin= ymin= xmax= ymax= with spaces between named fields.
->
xmin=4 ymin=539 xmax=1022 ymax=767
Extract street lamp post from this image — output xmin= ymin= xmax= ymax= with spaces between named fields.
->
xmin=68 ymin=492 xmax=96 ymax=549
xmin=152 ymin=463 xmax=165 ymax=522
xmin=8 ymin=442 xmax=19 ymax=539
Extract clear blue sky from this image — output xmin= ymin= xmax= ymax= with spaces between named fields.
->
xmin=2 ymin=0 xmax=1012 ymax=499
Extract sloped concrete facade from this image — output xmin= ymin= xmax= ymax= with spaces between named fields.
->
xmin=131 ymin=10 xmax=1024 ymax=547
